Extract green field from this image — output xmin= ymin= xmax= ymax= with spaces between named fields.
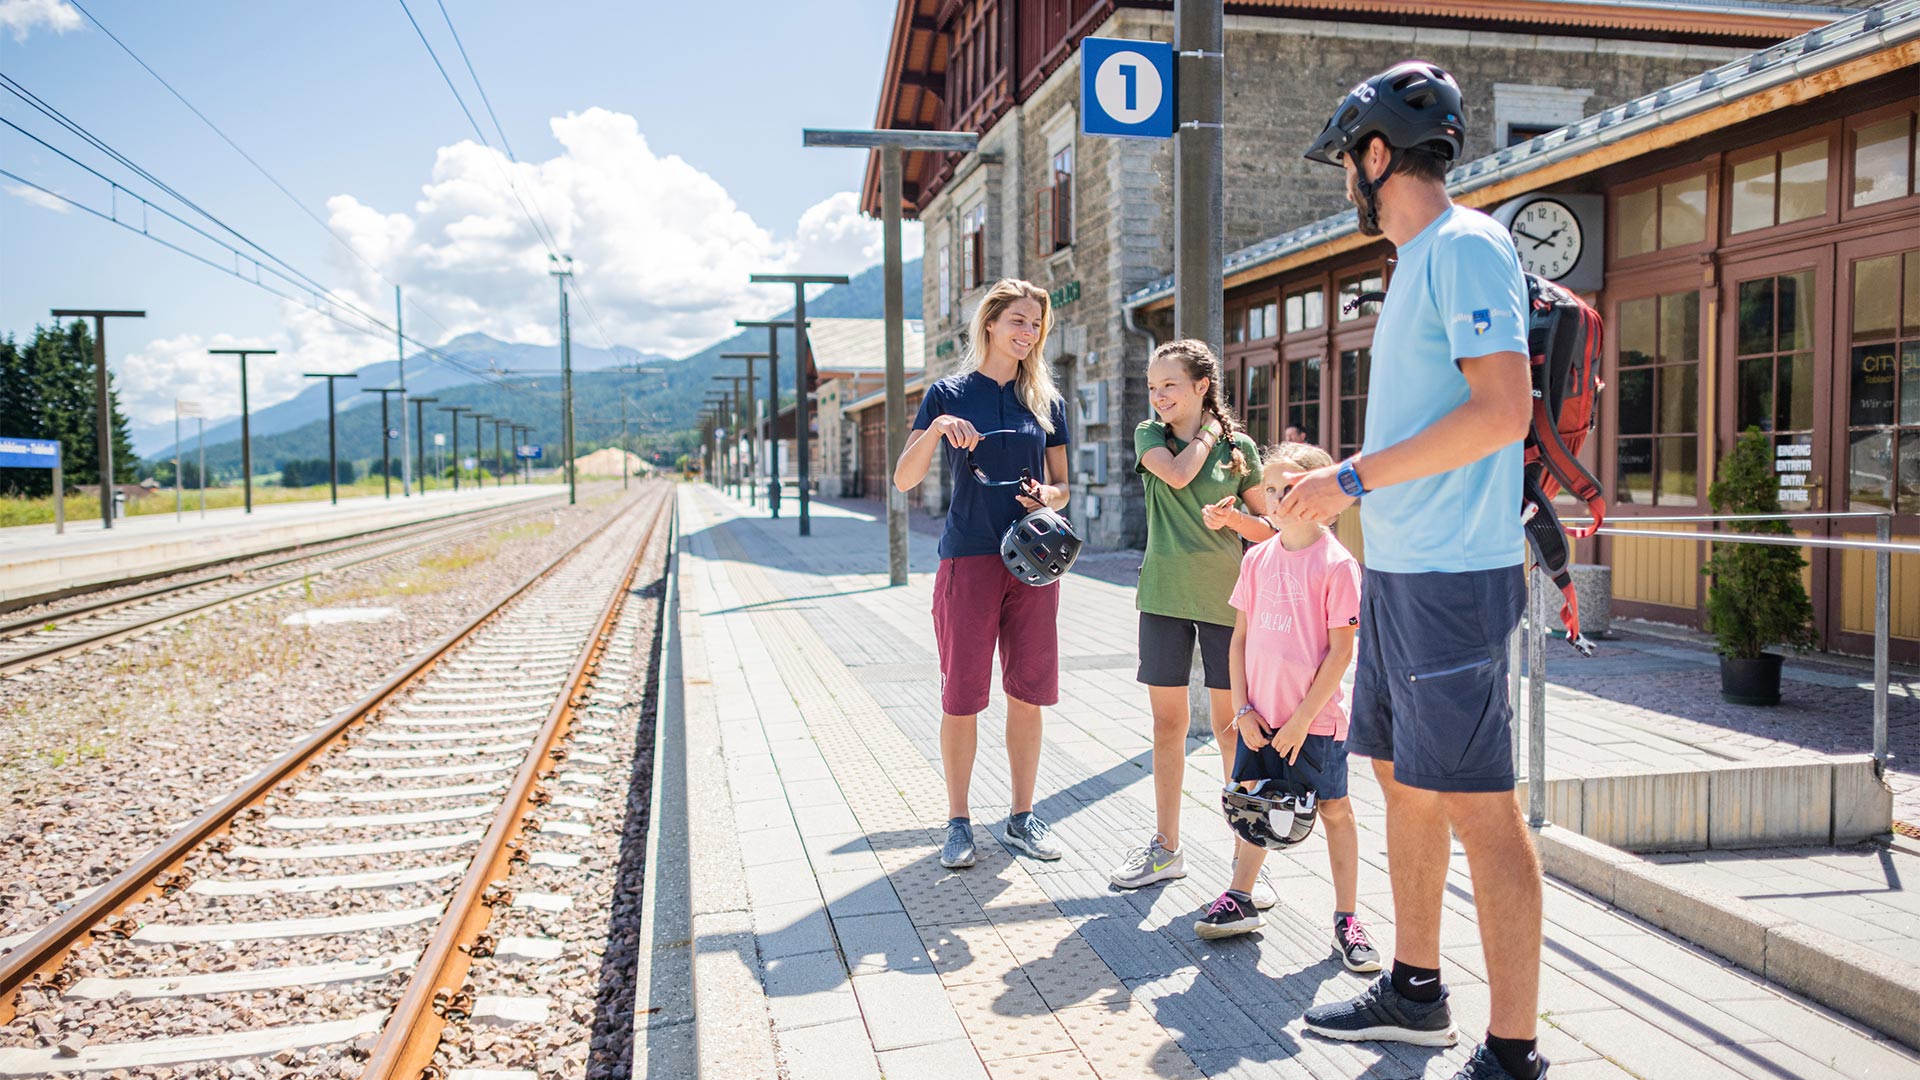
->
xmin=0 ymin=474 xmax=561 ymax=528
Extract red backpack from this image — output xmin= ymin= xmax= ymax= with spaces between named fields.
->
xmin=1521 ymin=274 xmax=1606 ymax=656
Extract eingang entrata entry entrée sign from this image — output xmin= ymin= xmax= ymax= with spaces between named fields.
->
xmin=1080 ymin=37 xmax=1175 ymax=140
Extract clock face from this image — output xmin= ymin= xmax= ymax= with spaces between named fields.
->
xmin=1511 ymin=198 xmax=1583 ymax=280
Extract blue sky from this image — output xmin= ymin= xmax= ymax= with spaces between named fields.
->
xmin=0 ymin=0 xmax=918 ymax=425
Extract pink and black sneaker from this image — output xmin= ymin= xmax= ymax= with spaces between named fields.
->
xmin=1336 ymin=914 xmax=1383 ymax=973
xmin=1194 ymin=891 xmax=1263 ymax=940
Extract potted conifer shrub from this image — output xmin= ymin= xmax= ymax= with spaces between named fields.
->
xmin=1701 ymin=426 xmax=1816 ymax=705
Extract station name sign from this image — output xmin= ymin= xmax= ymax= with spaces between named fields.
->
xmin=0 ymin=437 xmax=61 ymax=470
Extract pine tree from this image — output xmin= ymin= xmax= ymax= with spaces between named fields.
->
xmin=0 ymin=322 xmax=138 ymax=496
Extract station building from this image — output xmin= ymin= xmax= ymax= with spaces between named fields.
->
xmin=761 ymin=316 xmax=925 ymax=500
xmin=861 ymin=0 xmax=1852 ymax=548
xmin=1113 ymin=3 xmax=1918 ymax=660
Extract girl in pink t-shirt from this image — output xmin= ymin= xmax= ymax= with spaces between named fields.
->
xmin=1196 ymin=442 xmax=1381 ymax=975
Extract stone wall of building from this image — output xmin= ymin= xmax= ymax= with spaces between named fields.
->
xmin=909 ymin=9 xmax=1746 ymax=550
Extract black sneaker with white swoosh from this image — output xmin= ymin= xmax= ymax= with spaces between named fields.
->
xmin=1302 ymin=973 xmax=1459 ymax=1046
xmin=1449 ymin=1043 xmax=1549 ymax=1079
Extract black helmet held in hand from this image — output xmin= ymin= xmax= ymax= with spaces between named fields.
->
xmin=1303 ymin=60 xmax=1464 ymax=168
xmin=1000 ymin=506 xmax=1082 ymax=587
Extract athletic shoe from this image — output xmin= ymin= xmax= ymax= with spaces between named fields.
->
xmin=1109 ymin=835 xmax=1185 ymax=889
xmin=1194 ymin=891 xmax=1263 ymax=939
xmin=1231 ymin=855 xmax=1279 ymax=910
xmin=940 ymin=817 xmax=976 ymax=869
xmin=1303 ymin=973 xmax=1459 ymax=1047
xmin=1002 ymin=811 xmax=1063 ymax=860
xmin=1336 ymin=915 xmax=1383 ymax=973
xmin=1449 ymin=1043 xmax=1549 ymax=1079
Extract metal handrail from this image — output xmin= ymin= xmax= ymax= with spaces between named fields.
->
xmin=1522 ymin=508 xmax=1904 ymax=828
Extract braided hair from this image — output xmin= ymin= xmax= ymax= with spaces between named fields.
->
xmin=1151 ymin=339 xmax=1250 ymax=476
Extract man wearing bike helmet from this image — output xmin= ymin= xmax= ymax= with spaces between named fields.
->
xmin=1276 ymin=62 xmax=1546 ymax=1080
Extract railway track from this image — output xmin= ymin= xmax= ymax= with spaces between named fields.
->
xmin=0 ymin=482 xmax=673 ymax=1077
xmin=0 ymin=495 xmax=569 ymax=677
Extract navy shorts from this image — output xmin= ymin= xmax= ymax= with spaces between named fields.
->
xmin=1347 ymin=565 xmax=1525 ymax=793
xmin=1231 ymin=733 xmax=1350 ymax=801
xmin=1136 ymin=612 xmax=1233 ymax=689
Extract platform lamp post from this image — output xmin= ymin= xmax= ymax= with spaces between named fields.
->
xmin=207 ymin=348 xmax=276 ymax=515
xmin=719 ymin=351 xmax=768 ymax=509
xmin=712 ymin=374 xmax=748 ymax=497
xmin=438 ymin=405 xmax=468 ymax=492
xmin=360 ymin=387 xmax=405 ymax=498
xmin=549 ymin=254 xmax=577 ymax=506
xmin=468 ymin=413 xmax=491 ymax=489
xmin=735 ymin=318 xmax=804 ymax=518
xmin=749 ymin=274 xmax=849 ymax=537
xmin=410 ymin=397 xmax=438 ymax=495
xmin=803 ymin=129 xmax=975 ymax=581
xmin=490 ymin=418 xmax=511 ymax=488
xmin=50 ymin=309 xmax=145 ymax=529
xmin=303 ymin=372 xmax=358 ymax=505
xmin=511 ymin=424 xmax=531 ymax=484
xmin=704 ymin=391 xmax=732 ymax=494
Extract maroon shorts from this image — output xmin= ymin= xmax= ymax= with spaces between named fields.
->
xmin=932 ymin=554 xmax=1061 ymax=716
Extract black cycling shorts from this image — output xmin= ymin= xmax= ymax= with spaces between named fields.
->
xmin=1136 ymin=611 xmax=1234 ymax=690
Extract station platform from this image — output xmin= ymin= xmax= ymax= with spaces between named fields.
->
xmin=646 ymin=486 xmax=1920 ymax=1080
xmin=0 ymin=482 xmax=568 ymax=607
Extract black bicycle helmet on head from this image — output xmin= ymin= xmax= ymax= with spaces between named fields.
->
xmin=1304 ymin=61 xmax=1464 ymax=233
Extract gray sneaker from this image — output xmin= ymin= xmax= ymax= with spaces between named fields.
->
xmin=1109 ymin=835 xmax=1186 ymax=889
xmin=940 ymin=817 xmax=976 ymax=869
xmin=1303 ymin=973 xmax=1458 ymax=1047
xmin=1002 ymin=811 xmax=1063 ymax=860
xmin=1231 ymin=855 xmax=1280 ymax=910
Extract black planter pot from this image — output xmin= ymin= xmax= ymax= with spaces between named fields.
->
xmin=1720 ymin=652 xmax=1784 ymax=706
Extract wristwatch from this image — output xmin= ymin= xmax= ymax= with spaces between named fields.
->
xmin=1336 ymin=458 xmax=1368 ymax=498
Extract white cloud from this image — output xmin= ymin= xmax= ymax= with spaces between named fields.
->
xmin=116 ymin=107 xmax=917 ymax=425
xmin=0 ymin=0 xmax=81 ymax=41
xmin=5 ymin=181 xmax=70 ymax=213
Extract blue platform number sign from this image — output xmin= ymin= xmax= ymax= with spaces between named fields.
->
xmin=1081 ymin=37 xmax=1174 ymax=140
xmin=0 ymin=437 xmax=60 ymax=469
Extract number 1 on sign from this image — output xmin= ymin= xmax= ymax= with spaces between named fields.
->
xmin=1120 ymin=63 xmax=1136 ymax=111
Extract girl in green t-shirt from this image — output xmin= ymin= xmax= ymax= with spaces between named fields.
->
xmin=1109 ymin=339 xmax=1278 ymax=901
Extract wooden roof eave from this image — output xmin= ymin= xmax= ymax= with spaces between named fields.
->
xmin=1220 ymin=0 xmax=1841 ymax=42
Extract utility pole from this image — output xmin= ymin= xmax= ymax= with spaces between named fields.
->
xmin=469 ymin=413 xmax=490 ymax=489
xmin=362 ymin=387 xmax=405 ymax=498
xmin=491 ymin=418 xmax=510 ymax=488
xmin=618 ymin=396 xmax=630 ymax=491
xmin=438 ymin=405 xmax=468 ymax=491
xmin=720 ymin=351 xmax=768 ymax=510
xmin=411 ymin=396 xmax=438 ymax=495
xmin=801 ymin=130 xmax=973 ymax=580
xmin=750 ymin=274 xmax=848 ymax=536
xmin=511 ymin=424 xmax=530 ymax=483
xmin=1173 ymin=0 xmax=1225 ymax=351
xmin=549 ymin=254 xmax=577 ymax=505
xmin=208 ymin=347 xmax=276 ymax=515
xmin=712 ymin=374 xmax=747 ymax=497
xmin=50 ymin=309 xmax=144 ymax=529
xmin=305 ymin=372 xmax=358 ymax=505
xmin=735 ymin=318 xmax=791 ymax=518
xmin=395 ymin=286 xmax=412 ymax=497
xmin=704 ymin=391 xmax=732 ymax=493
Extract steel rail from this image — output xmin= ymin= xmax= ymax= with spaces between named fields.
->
xmin=0 ymin=489 xmax=570 ymax=619
xmin=0 ymin=485 xmax=660 ymax=1025
xmin=0 ymin=497 xmax=556 ymax=640
xmin=360 ymin=487 xmax=674 ymax=1078
xmin=0 ymin=501 xmax=570 ymax=676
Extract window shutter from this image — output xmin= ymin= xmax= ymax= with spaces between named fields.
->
xmin=1034 ymin=187 xmax=1055 ymax=258
xmin=1053 ymin=170 xmax=1072 ymax=249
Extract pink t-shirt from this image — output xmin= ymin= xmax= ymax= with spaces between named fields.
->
xmin=1228 ymin=531 xmax=1363 ymax=740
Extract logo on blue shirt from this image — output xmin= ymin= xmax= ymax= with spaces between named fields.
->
xmin=1471 ymin=309 xmax=1491 ymax=335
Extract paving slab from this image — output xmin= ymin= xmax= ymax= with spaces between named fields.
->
xmin=675 ymin=487 xmax=1920 ymax=1079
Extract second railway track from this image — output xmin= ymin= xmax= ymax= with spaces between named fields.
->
xmin=0 ymin=481 xmax=673 ymax=1077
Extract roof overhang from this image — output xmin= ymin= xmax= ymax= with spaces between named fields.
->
xmin=860 ymin=0 xmax=947 ymax=220
xmin=1226 ymin=0 xmax=1847 ymax=40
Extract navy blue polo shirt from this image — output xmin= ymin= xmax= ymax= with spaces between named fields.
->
xmin=914 ymin=371 xmax=1070 ymax=560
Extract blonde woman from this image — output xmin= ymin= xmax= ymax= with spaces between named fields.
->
xmin=894 ymin=279 xmax=1072 ymax=869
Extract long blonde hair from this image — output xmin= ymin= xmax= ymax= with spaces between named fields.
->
xmin=964 ymin=278 xmax=1061 ymax=434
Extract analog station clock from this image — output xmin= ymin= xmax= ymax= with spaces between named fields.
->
xmin=1508 ymin=197 xmax=1584 ymax=281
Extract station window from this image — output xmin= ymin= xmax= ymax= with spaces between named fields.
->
xmin=1051 ymin=145 xmax=1073 ymax=250
xmin=1616 ymin=174 xmax=1707 ymax=257
xmin=962 ymin=203 xmax=987 ymax=289
xmin=1730 ymin=138 xmax=1829 ymax=234
xmin=1736 ymin=271 xmax=1818 ymax=464
xmin=1284 ymin=286 xmax=1325 ymax=334
xmin=1285 ymin=356 xmax=1323 ymax=446
xmin=1614 ymin=291 xmax=1700 ymax=506
xmin=1336 ymin=271 xmax=1382 ymax=322
xmin=1846 ymin=250 xmax=1920 ymax=512
xmin=1853 ymin=110 xmax=1919 ymax=208
xmin=1337 ymin=347 xmax=1371 ymax=459
xmin=1244 ymin=364 xmax=1274 ymax=444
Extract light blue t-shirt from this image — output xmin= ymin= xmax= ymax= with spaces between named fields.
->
xmin=1360 ymin=205 xmax=1529 ymax=574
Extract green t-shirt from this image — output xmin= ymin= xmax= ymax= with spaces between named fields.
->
xmin=1134 ymin=421 xmax=1263 ymax=626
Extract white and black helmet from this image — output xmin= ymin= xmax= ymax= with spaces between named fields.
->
xmin=1000 ymin=507 xmax=1083 ymax=587
xmin=1221 ymin=778 xmax=1319 ymax=851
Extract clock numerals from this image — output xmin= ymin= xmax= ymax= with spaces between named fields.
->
xmin=1512 ymin=199 xmax=1583 ymax=281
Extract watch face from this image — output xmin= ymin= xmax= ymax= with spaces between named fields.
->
xmin=1511 ymin=198 xmax=1583 ymax=280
